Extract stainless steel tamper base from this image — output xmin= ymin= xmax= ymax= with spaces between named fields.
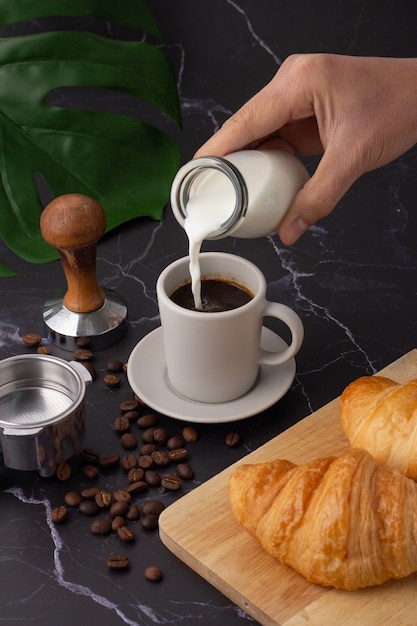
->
xmin=43 ymin=288 xmax=128 ymax=351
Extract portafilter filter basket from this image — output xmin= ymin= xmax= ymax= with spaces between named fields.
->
xmin=0 ymin=354 xmax=92 ymax=477
xmin=40 ymin=193 xmax=128 ymax=351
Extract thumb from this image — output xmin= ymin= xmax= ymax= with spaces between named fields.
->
xmin=278 ymin=146 xmax=362 ymax=245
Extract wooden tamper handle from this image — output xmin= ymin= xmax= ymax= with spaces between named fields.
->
xmin=40 ymin=194 xmax=106 ymax=314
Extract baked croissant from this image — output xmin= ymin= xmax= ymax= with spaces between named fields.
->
xmin=340 ymin=376 xmax=417 ymax=480
xmin=228 ymin=448 xmax=417 ymax=589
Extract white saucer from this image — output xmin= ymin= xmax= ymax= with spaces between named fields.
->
xmin=127 ymin=327 xmax=296 ymax=424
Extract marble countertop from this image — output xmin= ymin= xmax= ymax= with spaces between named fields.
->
xmin=2 ymin=2 xmax=417 ymax=625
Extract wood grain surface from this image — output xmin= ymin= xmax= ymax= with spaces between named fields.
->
xmin=159 ymin=350 xmax=417 ymax=626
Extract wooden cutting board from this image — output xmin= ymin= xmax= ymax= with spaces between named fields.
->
xmin=159 ymin=349 xmax=417 ymax=626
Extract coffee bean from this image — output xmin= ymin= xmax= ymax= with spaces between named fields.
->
xmin=141 ymin=500 xmax=165 ymax=517
xmin=64 ymin=491 xmax=82 ymax=507
xmin=80 ymin=487 xmax=100 ymax=500
xmin=141 ymin=427 xmax=156 ymax=443
xmin=176 ymin=463 xmax=194 ymax=480
xmin=126 ymin=505 xmax=140 ymax=521
xmin=137 ymin=414 xmax=158 ymax=429
xmin=78 ymin=500 xmax=99 ymax=516
xmin=37 ymin=345 xmax=52 ymax=355
xmin=124 ymin=410 xmax=140 ymax=422
xmin=90 ymin=518 xmax=112 ymax=535
xmin=113 ymin=489 xmax=131 ymax=503
xmin=82 ymin=464 xmax=99 ymax=479
xmin=121 ymin=454 xmax=138 ymax=471
xmin=111 ymin=516 xmax=126 ymax=532
xmin=141 ymin=513 xmax=158 ymax=531
xmin=168 ymin=448 xmax=188 ymax=462
xmin=182 ymin=426 xmax=198 ymax=443
xmin=104 ymin=374 xmax=121 ymax=388
xmin=51 ymin=505 xmax=67 ymax=523
xmin=140 ymin=443 xmax=157 ymax=455
xmin=127 ymin=467 xmax=145 ymax=483
xmin=151 ymin=450 xmax=170 ymax=467
xmin=22 ymin=332 xmax=42 ymax=347
xmin=107 ymin=554 xmax=129 ymax=570
xmin=119 ymin=399 xmax=139 ymax=412
xmin=110 ymin=501 xmax=129 ymax=518
xmin=152 ymin=427 xmax=168 ymax=445
xmin=95 ymin=489 xmax=112 ymax=508
xmin=225 ymin=432 xmax=241 ymax=447
xmin=120 ymin=433 xmax=137 ymax=450
xmin=144 ymin=470 xmax=161 ymax=487
xmin=73 ymin=348 xmax=94 ymax=362
xmin=79 ymin=447 xmax=100 ymax=463
xmin=166 ymin=435 xmax=184 ymax=451
xmin=161 ymin=474 xmax=182 ymax=491
xmin=99 ymin=454 xmax=120 ymax=468
xmin=56 ymin=461 xmax=71 ymax=481
xmin=114 ymin=416 xmax=130 ymax=433
xmin=138 ymin=455 xmax=154 ymax=469
xmin=107 ymin=359 xmax=124 ymax=373
xmin=76 ymin=336 xmax=91 ymax=347
xmin=144 ymin=565 xmax=163 ymax=582
xmin=125 ymin=480 xmax=148 ymax=494
xmin=117 ymin=525 xmax=136 ymax=543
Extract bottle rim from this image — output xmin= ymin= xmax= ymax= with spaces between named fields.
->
xmin=170 ymin=156 xmax=248 ymax=239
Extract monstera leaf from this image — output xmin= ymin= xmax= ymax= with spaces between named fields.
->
xmin=0 ymin=0 xmax=181 ymax=274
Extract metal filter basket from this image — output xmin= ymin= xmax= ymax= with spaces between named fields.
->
xmin=0 ymin=354 xmax=91 ymax=477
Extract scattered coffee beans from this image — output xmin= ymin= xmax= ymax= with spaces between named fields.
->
xmin=104 ymin=374 xmax=121 ymax=387
xmin=117 ymin=525 xmax=136 ymax=543
xmin=64 ymin=491 xmax=82 ymax=507
xmin=22 ymin=332 xmax=42 ymax=347
xmin=176 ymin=463 xmax=194 ymax=480
xmin=161 ymin=474 xmax=182 ymax=491
xmin=120 ymin=433 xmax=137 ymax=449
xmin=225 ymin=432 xmax=241 ymax=447
xmin=56 ymin=461 xmax=71 ymax=481
xmin=51 ymin=505 xmax=67 ymax=523
xmin=107 ymin=554 xmax=129 ymax=570
xmin=119 ymin=399 xmax=139 ymax=412
xmin=126 ymin=505 xmax=140 ymax=521
xmin=82 ymin=464 xmax=99 ymax=479
xmin=107 ymin=359 xmax=124 ymax=373
xmin=114 ymin=416 xmax=130 ymax=433
xmin=79 ymin=447 xmax=100 ymax=463
xmin=137 ymin=414 xmax=157 ymax=429
xmin=95 ymin=489 xmax=112 ymax=508
xmin=90 ymin=518 xmax=112 ymax=535
xmin=37 ymin=345 xmax=52 ymax=355
xmin=99 ymin=454 xmax=120 ymax=468
xmin=144 ymin=565 xmax=163 ymax=582
xmin=73 ymin=348 xmax=94 ymax=362
xmin=78 ymin=500 xmax=99 ymax=517
xmin=182 ymin=426 xmax=198 ymax=442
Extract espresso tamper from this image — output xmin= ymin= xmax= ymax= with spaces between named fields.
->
xmin=40 ymin=193 xmax=128 ymax=351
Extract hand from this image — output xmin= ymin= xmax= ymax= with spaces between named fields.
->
xmin=195 ymin=54 xmax=417 ymax=244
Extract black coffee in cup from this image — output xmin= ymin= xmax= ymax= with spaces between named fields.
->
xmin=170 ymin=279 xmax=253 ymax=312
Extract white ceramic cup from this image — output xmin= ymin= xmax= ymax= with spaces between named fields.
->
xmin=156 ymin=252 xmax=304 ymax=403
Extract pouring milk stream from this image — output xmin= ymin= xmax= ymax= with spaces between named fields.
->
xmin=170 ymin=150 xmax=310 ymax=308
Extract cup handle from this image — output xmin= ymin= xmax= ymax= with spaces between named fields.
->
xmin=259 ymin=302 xmax=304 ymax=365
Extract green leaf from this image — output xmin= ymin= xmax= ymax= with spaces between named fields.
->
xmin=0 ymin=261 xmax=17 ymax=277
xmin=0 ymin=0 xmax=163 ymax=39
xmin=0 ymin=2 xmax=181 ymax=267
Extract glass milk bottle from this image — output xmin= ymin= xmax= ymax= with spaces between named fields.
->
xmin=170 ymin=149 xmax=309 ymax=239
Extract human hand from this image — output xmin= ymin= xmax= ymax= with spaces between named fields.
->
xmin=195 ymin=54 xmax=417 ymax=244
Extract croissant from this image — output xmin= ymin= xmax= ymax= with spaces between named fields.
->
xmin=340 ymin=375 xmax=417 ymax=480
xmin=228 ymin=448 xmax=417 ymax=589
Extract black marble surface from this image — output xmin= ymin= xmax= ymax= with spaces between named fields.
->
xmin=2 ymin=2 xmax=417 ymax=625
